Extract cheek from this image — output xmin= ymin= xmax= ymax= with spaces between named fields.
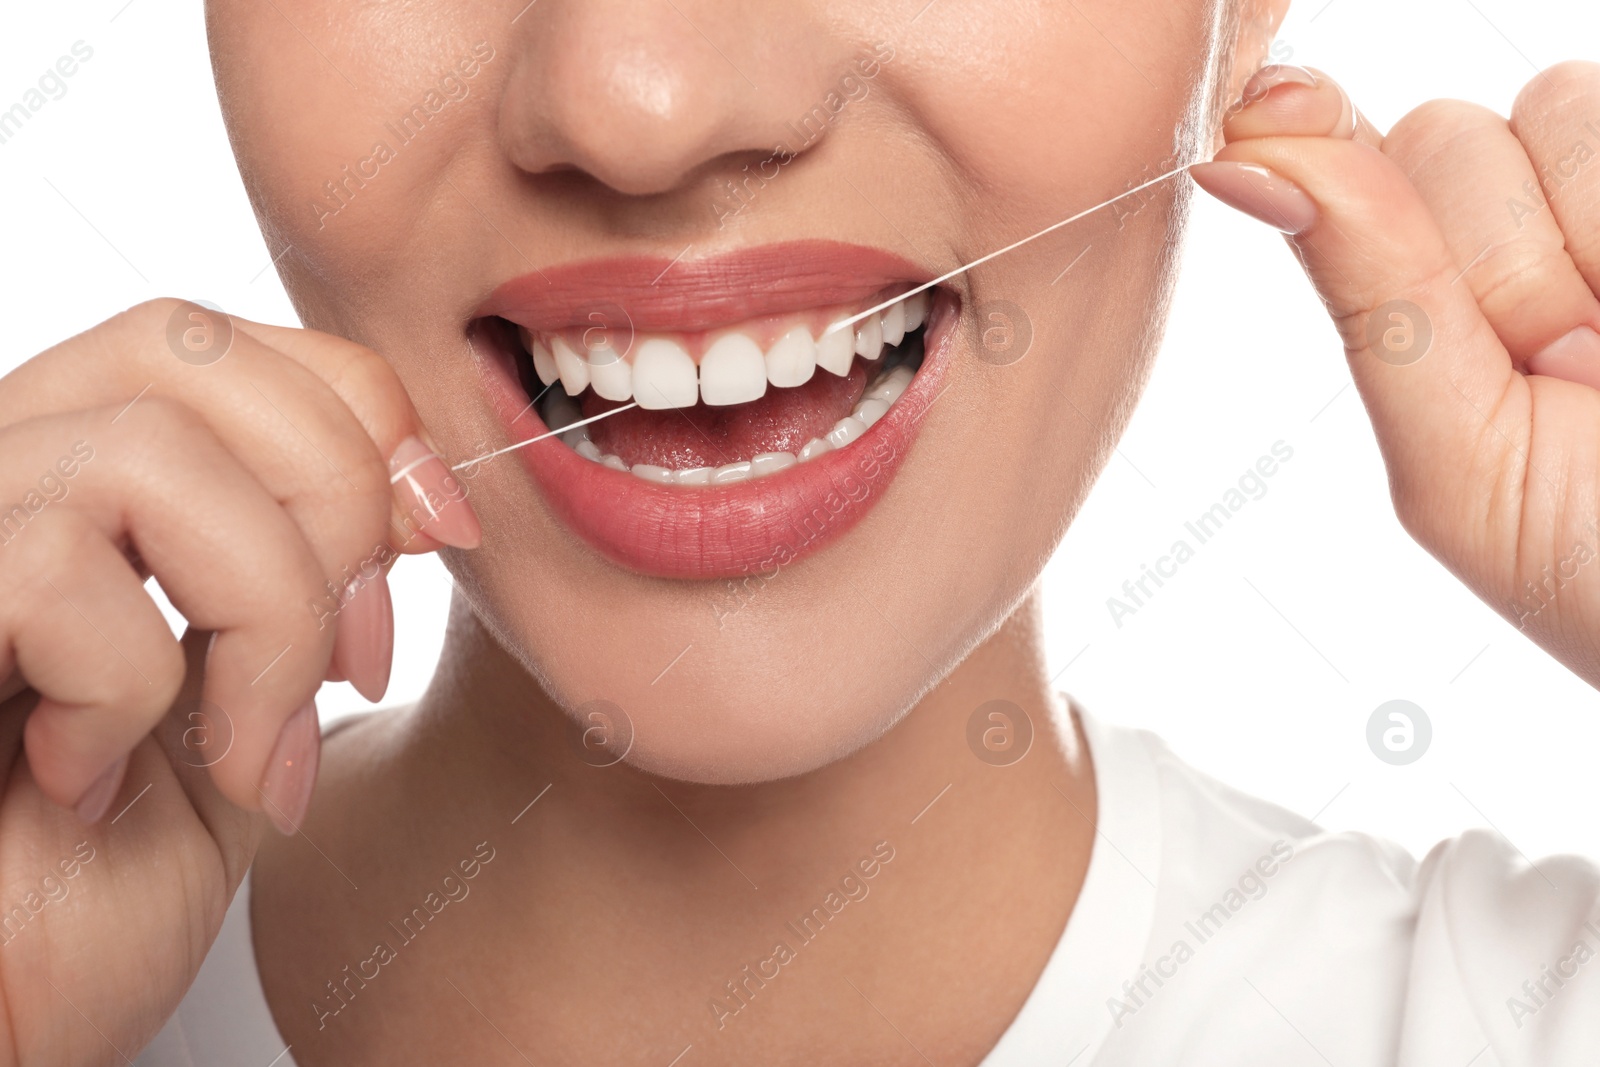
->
xmin=903 ymin=0 xmax=1215 ymax=220
xmin=209 ymin=0 xmax=503 ymax=273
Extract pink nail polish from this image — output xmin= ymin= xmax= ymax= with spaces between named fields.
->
xmin=1189 ymin=161 xmax=1320 ymax=235
xmin=389 ymin=436 xmax=482 ymax=549
xmin=1528 ymin=324 xmax=1600 ymax=390
xmin=259 ymin=701 xmax=321 ymax=836
xmin=75 ymin=755 xmax=128 ymax=824
xmin=1242 ymin=63 xmax=1319 ymax=103
xmin=330 ymin=571 xmax=393 ymax=702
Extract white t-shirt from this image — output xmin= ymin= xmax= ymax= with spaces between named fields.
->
xmin=135 ymin=709 xmax=1600 ymax=1066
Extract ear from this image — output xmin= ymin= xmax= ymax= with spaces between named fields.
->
xmin=1209 ymin=0 xmax=1295 ymax=153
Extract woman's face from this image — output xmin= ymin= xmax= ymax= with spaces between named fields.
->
xmin=205 ymin=0 xmax=1281 ymax=783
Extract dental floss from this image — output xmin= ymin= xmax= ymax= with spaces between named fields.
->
xmin=451 ymin=161 xmax=1194 ymax=472
xmin=824 ymin=161 xmax=1196 ymax=335
xmin=451 ymin=402 xmax=640 ymax=471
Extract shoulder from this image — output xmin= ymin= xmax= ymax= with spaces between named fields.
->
xmin=1090 ymin=716 xmax=1600 ymax=1064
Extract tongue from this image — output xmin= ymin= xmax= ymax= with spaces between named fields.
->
xmin=582 ymin=361 xmax=870 ymax=470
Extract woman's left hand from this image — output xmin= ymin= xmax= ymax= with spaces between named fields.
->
xmin=1190 ymin=60 xmax=1600 ymax=687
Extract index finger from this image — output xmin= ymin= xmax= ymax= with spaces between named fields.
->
xmin=230 ymin=317 xmax=480 ymax=555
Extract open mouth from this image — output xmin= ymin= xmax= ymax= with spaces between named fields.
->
xmin=469 ymin=240 xmax=953 ymax=579
xmin=501 ymin=288 xmax=931 ymax=485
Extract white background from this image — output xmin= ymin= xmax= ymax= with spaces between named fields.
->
xmin=1 ymin=1 xmax=1596 ymax=863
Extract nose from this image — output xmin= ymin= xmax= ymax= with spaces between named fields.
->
xmin=497 ymin=0 xmax=855 ymax=197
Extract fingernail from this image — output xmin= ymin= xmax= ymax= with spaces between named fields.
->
xmin=75 ymin=755 xmax=128 ymax=824
xmin=331 ymin=571 xmax=393 ymax=702
xmin=259 ymin=701 xmax=321 ymax=836
xmin=388 ymin=436 xmax=481 ymax=549
xmin=1242 ymin=63 xmax=1319 ymax=103
xmin=1189 ymin=161 xmax=1320 ymax=235
xmin=1329 ymin=82 xmax=1357 ymax=140
xmin=1528 ymin=324 xmax=1600 ymax=390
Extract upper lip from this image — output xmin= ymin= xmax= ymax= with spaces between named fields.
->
xmin=477 ymin=239 xmax=933 ymax=335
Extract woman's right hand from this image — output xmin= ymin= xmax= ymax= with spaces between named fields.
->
xmin=0 ymin=299 xmax=479 ymax=1066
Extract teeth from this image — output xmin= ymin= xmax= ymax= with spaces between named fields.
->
xmin=854 ymin=315 xmax=883 ymax=361
xmin=880 ymin=302 xmax=906 ymax=347
xmin=550 ymin=355 xmax=914 ymax=484
xmin=798 ymin=438 xmax=832 ymax=462
xmin=816 ymin=321 xmax=855 ymax=377
xmin=855 ymin=397 xmax=889 ymax=427
xmin=751 ymin=452 xmax=797 ymax=477
xmin=632 ymin=338 xmax=698 ymax=410
xmin=552 ymin=336 xmax=591 ymax=396
xmin=533 ymin=286 xmax=928 ymax=483
xmin=825 ymin=416 xmax=866 ymax=449
xmin=864 ymin=365 xmax=914 ymax=404
xmin=903 ymin=291 xmax=928 ymax=331
xmin=700 ymin=334 xmax=768 ymax=406
xmin=519 ymin=327 xmax=560 ymax=386
xmin=587 ymin=345 xmax=633 ymax=402
xmin=631 ymin=464 xmax=674 ymax=484
xmin=765 ymin=326 xmax=817 ymax=389
xmin=677 ymin=467 xmax=713 ymax=485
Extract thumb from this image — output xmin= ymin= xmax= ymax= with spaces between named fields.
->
xmin=1188 ymin=66 xmax=1520 ymax=521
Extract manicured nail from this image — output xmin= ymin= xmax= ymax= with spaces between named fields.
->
xmin=388 ymin=436 xmax=481 ymax=549
xmin=330 ymin=571 xmax=393 ymax=702
xmin=1189 ymin=161 xmax=1320 ymax=235
xmin=1528 ymin=324 xmax=1600 ymax=390
xmin=75 ymin=755 xmax=128 ymax=824
xmin=1328 ymin=82 xmax=1357 ymax=140
xmin=1242 ymin=63 xmax=1319 ymax=102
xmin=259 ymin=701 xmax=321 ymax=836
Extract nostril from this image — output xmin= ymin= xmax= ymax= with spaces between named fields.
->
xmin=497 ymin=37 xmax=738 ymax=197
xmin=492 ymin=7 xmax=858 ymax=201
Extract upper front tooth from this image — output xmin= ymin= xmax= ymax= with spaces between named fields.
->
xmin=587 ymin=344 xmax=633 ymax=402
xmin=632 ymin=338 xmax=698 ymax=410
xmin=880 ymin=301 xmax=906 ymax=347
xmin=903 ymin=291 xmax=929 ymax=331
xmin=816 ymin=322 xmax=855 ymax=377
xmin=700 ymin=334 xmax=768 ymax=406
xmin=765 ymin=326 xmax=816 ymax=388
xmin=552 ymin=336 xmax=591 ymax=396
xmin=854 ymin=315 xmax=883 ymax=360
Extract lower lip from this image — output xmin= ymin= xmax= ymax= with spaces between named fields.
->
xmin=473 ymin=300 xmax=954 ymax=580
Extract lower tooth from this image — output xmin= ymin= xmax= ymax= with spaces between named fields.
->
xmin=825 ymin=416 xmax=865 ymax=449
xmin=750 ymin=452 xmax=797 ymax=477
xmin=798 ymin=438 xmax=832 ymax=463
xmin=631 ymin=464 xmax=674 ymax=484
xmin=677 ymin=467 xmax=713 ymax=486
xmin=865 ymin=365 xmax=914 ymax=403
xmin=713 ymin=461 xmax=753 ymax=484
xmin=854 ymin=397 xmax=889 ymax=427
xmin=601 ymin=454 xmax=628 ymax=472
xmin=576 ymin=439 xmax=603 ymax=462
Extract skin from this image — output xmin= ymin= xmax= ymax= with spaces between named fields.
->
xmin=0 ymin=0 xmax=1596 ymax=1063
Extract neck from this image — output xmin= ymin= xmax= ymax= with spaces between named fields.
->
xmin=377 ymin=588 xmax=1096 ymax=1058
